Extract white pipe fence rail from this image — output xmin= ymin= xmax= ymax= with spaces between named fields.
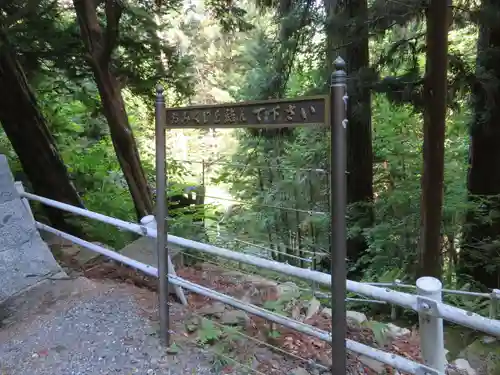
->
xmin=34 ymin=221 xmax=439 ymax=375
xmin=316 ymin=280 xmax=500 ymax=320
xmin=21 ymin=189 xmax=500 ymax=375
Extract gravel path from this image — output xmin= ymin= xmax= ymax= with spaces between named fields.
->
xmin=0 ymin=277 xmax=214 ymax=375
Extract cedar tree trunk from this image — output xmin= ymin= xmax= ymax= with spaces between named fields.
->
xmin=0 ymin=33 xmax=84 ymax=233
xmin=460 ymin=0 xmax=500 ymax=288
xmin=418 ymin=0 xmax=449 ymax=279
xmin=73 ymin=0 xmax=153 ymax=220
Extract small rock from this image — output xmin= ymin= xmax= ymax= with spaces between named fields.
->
xmin=459 ymin=336 xmax=500 ymax=374
xmin=198 ymin=302 xmax=226 ymax=317
xmin=269 ymin=359 xmax=280 ymax=368
xmin=52 ymin=344 xmax=67 ymax=353
xmin=321 ymin=307 xmax=332 ymax=317
xmin=358 ymin=355 xmax=385 ymax=373
xmin=254 ymin=350 xmax=273 ymax=363
xmin=449 ymin=359 xmax=476 ymax=375
xmin=246 ymin=275 xmax=278 ymax=287
xmin=185 ymin=318 xmax=198 ymax=333
xmin=222 ymin=270 xmax=244 ymax=278
xmin=220 ymin=310 xmax=248 ymax=325
xmin=346 ymin=310 xmax=367 ymax=325
xmin=200 ymin=262 xmax=219 ymax=271
xmin=240 ymin=287 xmax=265 ymax=305
xmin=277 ymin=282 xmax=300 ymax=299
xmin=291 ymin=304 xmax=302 ymax=320
xmin=290 ymin=367 xmax=311 ymax=375
xmin=305 ymin=297 xmax=321 ymax=320
xmin=58 ymin=245 xmax=81 ymax=257
xmin=386 ymin=323 xmax=410 ymax=339
xmin=482 ymin=336 xmax=496 ymax=344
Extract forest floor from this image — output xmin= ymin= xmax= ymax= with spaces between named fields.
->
xmin=6 ymin=233 xmax=487 ymax=375
xmin=44 ymin=245 xmax=426 ymax=375
xmin=0 ymin=276 xmax=216 ymax=375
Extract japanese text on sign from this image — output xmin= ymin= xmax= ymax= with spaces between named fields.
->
xmin=165 ymin=96 xmax=327 ymax=128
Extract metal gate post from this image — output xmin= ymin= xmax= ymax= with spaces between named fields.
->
xmin=330 ymin=57 xmax=348 ymax=374
xmin=155 ymin=85 xmax=170 ymax=346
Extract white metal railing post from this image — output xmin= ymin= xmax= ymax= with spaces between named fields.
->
xmin=490 ymin=289 xmax=500 ymax=319
xmin=416 ymin=277 xmax=446 ymax=373
xmin=391 ymin=279 xmax=401 ymax=321
xmin=140 ymin=215 xmax=188 ymax=306
xmin=14 ymin=181 xmax=35 ymax=224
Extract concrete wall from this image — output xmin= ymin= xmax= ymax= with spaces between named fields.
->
xmin=0 ymin=155 xmax=64 ymax=302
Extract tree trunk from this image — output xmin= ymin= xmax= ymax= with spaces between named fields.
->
xmin=324 ymin=0 xmax=373 ymax=277
xmin=93 ymin=65 xmax=154 ymax=219
xmin=461 ymin=0 xmax=500 ymax=288
xmin=73 ymin=0 xmax=153 ymax=220
xmin=418 ymin=0 xmax=449 ymax=279
xmin=0 ymin=33 xmax=84 ymax=233
xmin=344 ymin=0 xmax=373 ymax=277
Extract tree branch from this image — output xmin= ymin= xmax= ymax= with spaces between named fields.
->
xmin=73 ymin=0 xmax=104 ymax=64
xmin=102 ymin=0 xmax=123 ymax=63
xmin=0 ymin=0 xmax=39 ymax=29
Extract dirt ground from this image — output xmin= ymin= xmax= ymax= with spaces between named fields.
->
xmin=53 ymin=249 xmax=423 ymax=375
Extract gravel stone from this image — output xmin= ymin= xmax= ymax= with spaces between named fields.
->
xmin=0 ymin=278 xmax=214 ymax=375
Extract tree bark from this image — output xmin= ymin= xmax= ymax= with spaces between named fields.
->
xmin=72 ymin=0 xmax=153 ymax=220
xmin=418 ymin=0 xmax=449 ymax=279
xmin=460 ymin=0 xmax=500 ymax=288
xmin=344 ymin=0 xmax=373 ymax=277
xmin=0 ymin=32 xmax=84 ymax=232
xmin=324 ymin=0 xmax=373 ymax=277
xmin=250 ymin=0 xmax=312 ymax=138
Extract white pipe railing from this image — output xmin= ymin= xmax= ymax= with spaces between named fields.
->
xmin=319 ymin=280 xmax=499 ymax=319
xmin=22 ymin=191 xmax=500 ymax=375
xmin=24 ymin=189 xmax=497 ymax=302
xmin=22 ymin=191 xmax=500 ymax=336
xmin=36 ymin=221 xmax=440 ymax=375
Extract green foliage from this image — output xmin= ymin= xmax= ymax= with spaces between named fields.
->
xmin=193 ymin=317 xmax=247 ymax=373
xmin=364 ymin=321 xmax=389 ymax=346
xmin=1 ymin=0 xmax=496 ymax=312
xmin=196 ymin=318 xmax=223 ymax=345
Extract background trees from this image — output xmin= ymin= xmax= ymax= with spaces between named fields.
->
xmin=0 ymin=0 xmax=498 ymax=296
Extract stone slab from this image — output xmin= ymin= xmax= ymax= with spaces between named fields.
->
xmin=120 ymin=236 xmax=183 ymax=268
xmin=0 ymin=156 xmax=17 ymax=205
xmin=0 ymin=155 xmax=65 ymax=302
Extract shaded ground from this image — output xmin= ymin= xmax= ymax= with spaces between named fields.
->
xmin=0 ymin=277 xmax=214 ymax=375
xmin=5 ymin=234 xmax=435 ymax=375
xmin=67 ymin=255 xmax=424 ymax=375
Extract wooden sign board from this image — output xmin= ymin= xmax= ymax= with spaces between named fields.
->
xmin=165 ymin=96 xmax=328 ymax=129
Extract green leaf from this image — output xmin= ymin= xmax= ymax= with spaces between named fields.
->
xmin=365 ymin=321 xmax=388 ymax=346
xmin=167 ymin=342 xmax=180 ymax=354
xmin=197 ymin=318 xmax=222 ymax=345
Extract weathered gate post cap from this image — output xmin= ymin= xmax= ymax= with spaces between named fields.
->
xmin=334 ymin=56 xmax=346 ymax=70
